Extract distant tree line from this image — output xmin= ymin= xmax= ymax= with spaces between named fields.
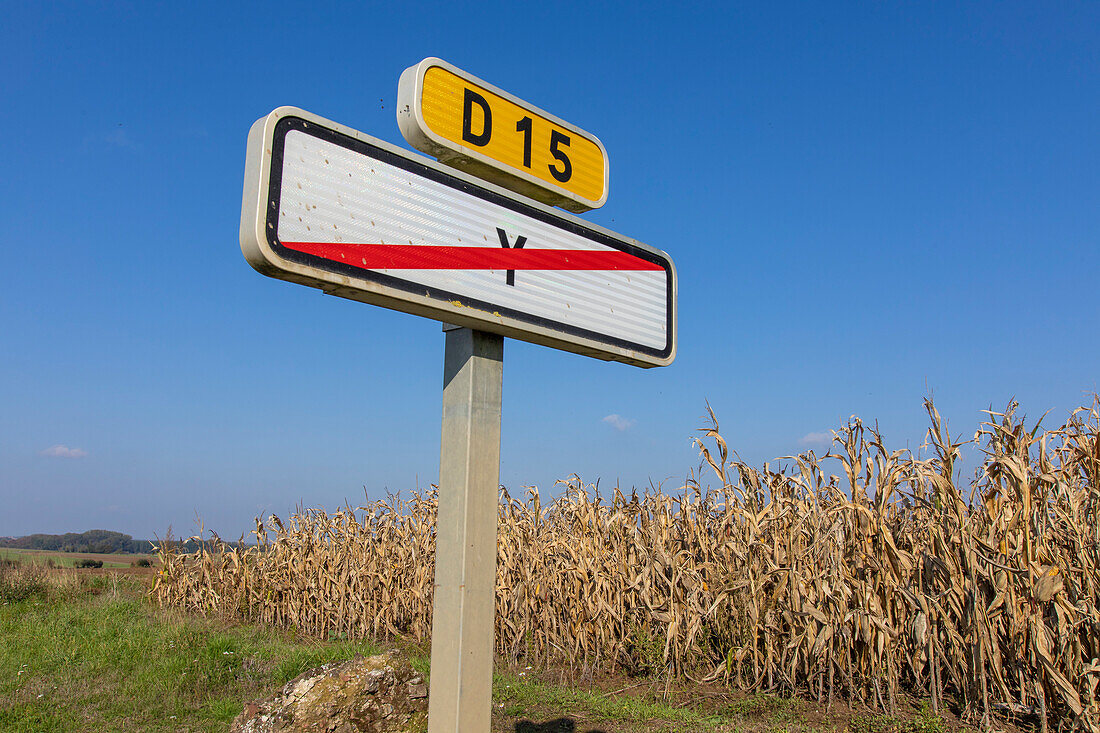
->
xmin=0 ymin=530 xmax=155 ymax=554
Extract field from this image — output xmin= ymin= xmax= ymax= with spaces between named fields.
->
xmin=0 ymin=547 xmax=155 ymax=569
xmin=0 ymin=564 xmax=961 ymax=732
xmin=153 ymin=398 xmax=1100 ymax=732
xmin=6 ymin=397 xmax=1095 ymax=731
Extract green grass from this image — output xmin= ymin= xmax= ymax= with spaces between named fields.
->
xmin=0 ymin=573 xmax=381 ymax=733
xmin=494 ymin=670 xmax=732 ymax=732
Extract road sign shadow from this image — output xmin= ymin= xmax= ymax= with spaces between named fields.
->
xmin=514 ymin=717 xmax=607 ymax=733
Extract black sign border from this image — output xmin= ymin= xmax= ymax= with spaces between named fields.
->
xmin=265 ymin=115 xmax=674 ymax=362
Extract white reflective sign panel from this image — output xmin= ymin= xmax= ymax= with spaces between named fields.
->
xmin=241 ymin=107 xmax=676 ymax=367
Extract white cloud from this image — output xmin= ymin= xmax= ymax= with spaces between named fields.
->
xmin=602 ymin=414 xmax=635 ymax=432
xmin=798 ymin=431 xmax=832 ymax=447
xmin=40 ymin=445 xmax=88 ymax=459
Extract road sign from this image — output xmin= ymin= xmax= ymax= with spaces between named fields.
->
xmin=397 ymin=57 xmax=609 ymax=213
xmin=241 ymin=106 xmax=676 ymax=368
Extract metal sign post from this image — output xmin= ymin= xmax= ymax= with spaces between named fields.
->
xmin=240 ymin=96 xmax=676 ymax=733
xmin=428 ymin=325 xmax=503 ymax=733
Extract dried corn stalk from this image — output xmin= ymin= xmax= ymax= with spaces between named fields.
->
xmin=153 ymin=398 xmax=1100 ymax=731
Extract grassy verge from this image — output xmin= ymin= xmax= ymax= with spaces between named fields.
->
xmin=0 ymin=571 xmax=381 ymax=732
xmin=0 ymin=566 xmax=964 ymax=733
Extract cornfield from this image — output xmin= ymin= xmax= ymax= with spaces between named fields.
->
xmin=154 ymin=398 xmax=1100 ymax=730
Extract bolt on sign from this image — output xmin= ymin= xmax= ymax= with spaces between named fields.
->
xmin=240 ymin=107 xmax=676 ymax=368
xmin=398 ymin=57 xmax=609 ymax=213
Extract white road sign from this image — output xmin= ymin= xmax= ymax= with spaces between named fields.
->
xmin=240 ymin=107 xmax=676 ymax=367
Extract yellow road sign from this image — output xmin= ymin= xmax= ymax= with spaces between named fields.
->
xmin=398 ymin=58 xmax=609 ymax=212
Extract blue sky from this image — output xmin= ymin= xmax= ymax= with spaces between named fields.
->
xmin=1 ymin=2 xmax=1097 ymax=539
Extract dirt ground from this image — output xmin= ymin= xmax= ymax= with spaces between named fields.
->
xmin=486 ymin=658 xmax=1023 ymax=733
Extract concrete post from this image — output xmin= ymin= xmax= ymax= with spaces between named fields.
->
xmin=428 ymin=327 xmax=503 ymax=733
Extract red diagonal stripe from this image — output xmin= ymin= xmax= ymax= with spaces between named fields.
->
xmin=282 ymin=241 xmax=664 ymax=271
